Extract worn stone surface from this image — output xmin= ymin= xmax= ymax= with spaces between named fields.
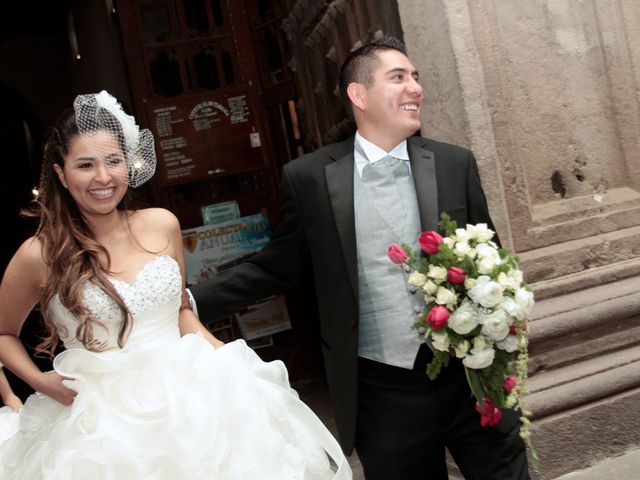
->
xmin=399 ymin=0 xmax=640 ymax=265
xmin=554 ymin=446 xmax=640 ymax=480
xmin=396 ymin=1 xmax=640 ymax=479
xmin=530 ymin=388 xmax=640 ymax=479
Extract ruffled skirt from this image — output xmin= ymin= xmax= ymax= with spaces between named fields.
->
xmin=0 ymin=337 xmax=350 ymax=479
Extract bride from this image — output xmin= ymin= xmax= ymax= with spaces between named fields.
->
xmin=0 ymin=91 xmax=351 ymax=479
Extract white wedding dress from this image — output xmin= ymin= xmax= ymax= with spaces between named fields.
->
xmin=0 ymin=255 xmax=350 ymax=479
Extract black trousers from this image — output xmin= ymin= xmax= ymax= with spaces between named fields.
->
xmin=355 ymin=345 xmax=530 ymax=480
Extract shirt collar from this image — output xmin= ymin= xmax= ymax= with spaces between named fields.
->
xmin=354 ymin=131 xmax=410 ymax=177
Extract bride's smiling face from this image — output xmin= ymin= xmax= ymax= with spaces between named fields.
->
xmin=53 ymin=130 xmax=129 ymax=217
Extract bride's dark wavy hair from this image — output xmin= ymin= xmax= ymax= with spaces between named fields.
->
xmin=27 ymin=109 xmax=134 ymax=357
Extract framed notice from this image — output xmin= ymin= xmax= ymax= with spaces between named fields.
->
xmin=235 ymin=296 xmax=292 ymax=341
xmin=201 ymin=200 xmax=241 ymax=225
xmin=146 ymin=89 xmax=266 ymax=186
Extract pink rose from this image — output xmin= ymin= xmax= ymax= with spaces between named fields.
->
xmin=475 ymin=397 xmax=502 ymax=427
xmin=418 ymin=231 xmax=443 ymax=255
xmin=503 ymin=375 xmax=518 ymax=393
xmin=447 ymin=266 xmax=466 ymax=284
xmin=427 ymin=305 xmax=449 ymax=330
xmin=387 ymin=243 xmax=408 ymax=264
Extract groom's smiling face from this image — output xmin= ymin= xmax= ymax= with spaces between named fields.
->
xmin=359 ymin=49 xmax=423 ymax=147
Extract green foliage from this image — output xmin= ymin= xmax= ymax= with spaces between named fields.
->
xmin=465 ymin=368 xmax=487 ymax=409
xmin=426 ymin=350 xmax=450 ymax=380
xmin=429 ymin=244 xmax=458 ymax=269
xmin=477 ymin=351 xmax=512 ymax=408
xmin=463 ymin=255 xmax=478 ymax=277
xmin=438 ymin=212 xmax=458 ymax=236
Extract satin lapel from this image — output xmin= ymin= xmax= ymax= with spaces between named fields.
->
xmin=325 ymin=147 xmax=358 ymax=298
xmin=409 ymin=138 xmax=439 ymax=232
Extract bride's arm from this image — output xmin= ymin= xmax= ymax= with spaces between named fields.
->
xmin=0 ymin=366 xmax=22 ymax=411
xmin=161 ymin=209 xmax=225 ymax=349
xmin=0 ymin=238 xmax=76 ymax=406
xmin=178 ymin=305 xmax=225 ymax=348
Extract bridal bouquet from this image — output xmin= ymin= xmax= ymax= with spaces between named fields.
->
xmin=388 ymin=213 xmax=535 ymax=447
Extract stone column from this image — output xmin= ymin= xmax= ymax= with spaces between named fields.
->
xmin=398 ymin=1 xmax=640 ymax=478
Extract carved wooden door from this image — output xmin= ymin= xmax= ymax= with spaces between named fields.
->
xmin=279 ymin=0 xmax=404 ymax=149
xmin=117 ymin=0 xmax=299 ymax=228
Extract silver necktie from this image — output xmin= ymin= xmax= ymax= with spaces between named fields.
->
xmin=361 ymin=155 xmax=410 ymax=236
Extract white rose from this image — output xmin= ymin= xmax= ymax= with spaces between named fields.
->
xmin=472 ymin=335 xmax=492 ymax=352
xmin=427 ymin=265 xmax=448 ymax=284
xmin=435 ymin=287 xmax=457 ymax=308
xmin=475 ymin=244 xmax=501 ymax=274
xmin=422 ymin=280 xmax=439 ymax=296
xmin=443 ymin=237 xmax=456 ymax=248
xmin=497 ymin=272 xmax=521 ymax=292
xmin=454 ymin=228 xmax=472 ymax=243
xmin=423 ymin=294 xmax=436 ymax=304
xmin=431 ymin=331 xmax=450 ymax=352
xmin=480 ymin=309 xmax=510 ymax=341
xmin=496 ymin=335 xmax=520 ymax=353
xmin=462 ymin=348 xmax=495 ymax=369
xmin=476 ymin=256 xmax=498 ymax=275
xmin=476 ymin=243 xmax=501 ymax=261
xmin=453 ymin=241 xmax=474 ymax=260
xmin=454 ymin=340 xmax=470 ymax=358
xmin=467 ymin=276 xmax=504 ymax=308
xmin=448 ymin=300 xmax=479 ymax=335
xmin=467 ymin=223 xmax=495 ymax=242
xmin=500 ymin=297 xmax=521 ymax=320
xmin=408 ymin=272 xmax=427 ymax=288
xmin=515 ymin=288 xmax=535 ymax=317
xmin=463 ymin=277 xmax=476 ymax=290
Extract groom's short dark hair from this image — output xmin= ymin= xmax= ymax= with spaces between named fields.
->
xmin=339 ymin=35 xmax=408 ymax=113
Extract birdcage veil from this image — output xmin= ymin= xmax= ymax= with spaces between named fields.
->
xmin=73 ymin=91 xmax=156 ymax=188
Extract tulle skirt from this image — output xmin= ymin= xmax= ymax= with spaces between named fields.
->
xmin=0 ymin=337 xmax=350 ymax=479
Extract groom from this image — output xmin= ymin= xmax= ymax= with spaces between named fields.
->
xmin=192 ymin=36 xmax=529 ymax=479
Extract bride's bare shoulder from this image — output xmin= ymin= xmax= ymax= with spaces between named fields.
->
xmin=5 ymin=236 xmax=47 ymax=286
xmin=15 ymin=236 xmax=45 ymax=266
xmin=130 ymin=208 xmax=180 ymax=232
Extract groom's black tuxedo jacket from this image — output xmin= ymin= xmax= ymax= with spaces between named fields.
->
xmin=192 ymin=135 xmax=497 ymax=454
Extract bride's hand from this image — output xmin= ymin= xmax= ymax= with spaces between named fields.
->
xmin=36 ymin=371 xmax=77 ymax=406
xmin=3 ymin=393 xmax=23 ymax=412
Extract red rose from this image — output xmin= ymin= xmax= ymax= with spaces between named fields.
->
xmin=509 ymin=324 xmax=517 ymax=335
xmin=418 ymin=231 xmax=443 ymax=255
xmin=447 ymin=266 xmax=466 ymax=284
xmin=427 ymin=305 xmax=449 ymax=330
xmin=503 ymin=375 xmax=518 ymax=393
xmin=475 ymin=397 xmax=502 ymax=427
xmin=387 ymin=243 xmax=408 ymax=264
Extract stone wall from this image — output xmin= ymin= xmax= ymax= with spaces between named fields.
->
xmin=398 ymin=1 xmax=640 ymax=478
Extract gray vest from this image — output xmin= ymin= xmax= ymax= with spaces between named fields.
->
xmin=354 ymin=157 xmax=424 ymax=369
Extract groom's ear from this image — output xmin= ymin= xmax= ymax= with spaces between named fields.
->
xmin=347 ymin=83 xmax=366 ymax=112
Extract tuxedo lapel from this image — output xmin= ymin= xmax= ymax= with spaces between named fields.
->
xmin=408 ymin=137 xmax=439 ymax=232
xmin=325 ymin=140 xmax=358 ymax=298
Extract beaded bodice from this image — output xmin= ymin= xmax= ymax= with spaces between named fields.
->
xmin=49 ymin=255 xmax=182 ymax=351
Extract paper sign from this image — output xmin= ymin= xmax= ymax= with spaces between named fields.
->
xmin=182 ymin=213 xmax=272 ymax=286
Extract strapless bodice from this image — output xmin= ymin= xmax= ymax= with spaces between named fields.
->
xmin=49 ymin=255 xmax=182 ymax=351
